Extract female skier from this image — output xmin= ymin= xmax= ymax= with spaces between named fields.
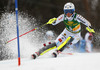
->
xmin=32 ymin=2 xmax=95 ymax=59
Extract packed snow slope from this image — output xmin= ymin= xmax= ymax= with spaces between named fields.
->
xmin=0 ymin=53 xmax=100 ymax=70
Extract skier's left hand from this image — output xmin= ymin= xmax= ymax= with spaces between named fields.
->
xmin=46 ymin=18 xmax=57 ymax=24
xmin=86 ymin=26 xmax=95 ymax=33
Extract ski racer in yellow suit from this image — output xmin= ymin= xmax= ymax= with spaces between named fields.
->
xmin=32 ymin=2 xmax=95 ymax=59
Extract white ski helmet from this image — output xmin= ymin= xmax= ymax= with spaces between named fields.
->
xmin=64 ymin=2 xmax=75 ymax=14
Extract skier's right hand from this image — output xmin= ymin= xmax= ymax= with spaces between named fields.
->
xmin=47 ymin=18 xmax=57 ymax=24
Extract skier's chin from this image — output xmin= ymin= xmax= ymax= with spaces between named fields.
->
xmin=67 ymin=16 xmax=71 ymax=17
xmin=66 ymin=14 xmax=72 ymax=17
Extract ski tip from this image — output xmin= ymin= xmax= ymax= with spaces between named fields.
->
xmin=31 ymin=54 xmax=37 ymax=59
xmin=52 ymin=52 xmax=57 ymax=58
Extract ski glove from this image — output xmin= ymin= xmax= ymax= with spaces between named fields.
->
xmin=46 ymin=18 xmax=57 ymax=24
xmin=86 ymin=27 xmax=95 ymax=33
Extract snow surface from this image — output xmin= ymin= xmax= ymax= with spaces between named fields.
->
xmin=0 ymin=53 xmax=100 ymax=70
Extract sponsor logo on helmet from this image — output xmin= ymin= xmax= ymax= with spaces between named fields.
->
xmin=65 ymin=6 xmax=70 ymax=9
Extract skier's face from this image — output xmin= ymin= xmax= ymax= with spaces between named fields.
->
xmin=66 ymin=13 xmax=72 ymax=17
xmin=64 ymin=9 xmax=74 ymax=17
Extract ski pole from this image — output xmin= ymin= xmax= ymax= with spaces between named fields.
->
xmin=6 ymin=23 xmax=47 ymax=44
xmin=6 ymin=17 xmax=57 ymax=44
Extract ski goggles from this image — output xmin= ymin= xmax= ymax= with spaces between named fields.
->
xmin=64 ymin=9 xmax=75 ymax=14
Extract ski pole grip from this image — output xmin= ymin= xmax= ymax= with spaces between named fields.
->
xmin=46 ymin=18 xmax=57 ymax=24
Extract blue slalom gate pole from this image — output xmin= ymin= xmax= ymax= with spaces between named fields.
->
xmin=15 ymin=0 xmax=21 ymax=66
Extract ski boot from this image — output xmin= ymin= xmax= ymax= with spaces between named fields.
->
xmin=31 ymin=52 xmax=39 ymax=59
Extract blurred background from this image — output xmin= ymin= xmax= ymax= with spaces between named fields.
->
xmin=0 ymin=0 xmax=100 ymax=32
xmin=0 ymin=0 xmax=100 ymax=60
